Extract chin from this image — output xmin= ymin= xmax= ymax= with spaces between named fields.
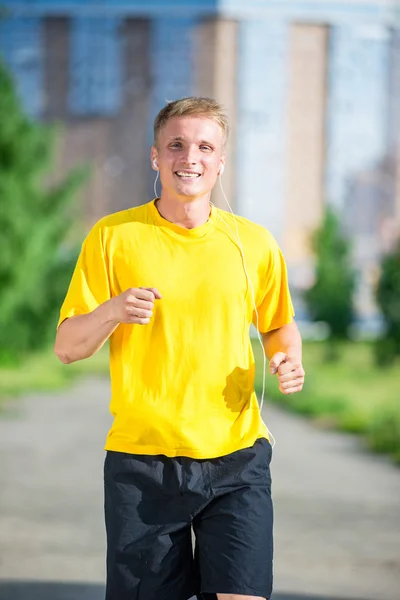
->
xmin=175 ymin=185 xmax=207 ymax=199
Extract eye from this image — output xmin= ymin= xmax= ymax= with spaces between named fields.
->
xmin=200 ymin=145 xmax=212 ymax=151
xmin=170 ymin=142 xmax=182 ymax=149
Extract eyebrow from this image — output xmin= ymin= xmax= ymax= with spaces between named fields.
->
xmin=167 ymin=136 xmax=215 ymax=146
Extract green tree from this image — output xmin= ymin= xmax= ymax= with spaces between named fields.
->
xmin=0 ymin=59 xmax=85 ymax=361
xmin=375 ymin=240 xmax=400 ymax=366
xmin=304 ymin=207 xmax=355 ymax=350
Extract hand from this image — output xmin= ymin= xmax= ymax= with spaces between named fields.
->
xmin=269 ymin=352 xmax=305 ymax=395
xmin=110 ymin=287 xmax=162 ymax=325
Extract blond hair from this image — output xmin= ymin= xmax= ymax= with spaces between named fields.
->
xmin=153 ymin=96 xmax=229 ymax=149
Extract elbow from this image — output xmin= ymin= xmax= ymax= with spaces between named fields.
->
xmin=54 ymin=320 xmax=75 ymax=363
xmin=54 ymin=344 xmax=73 ymax=364
xmin=54 ymin=335 xmax=75 ymax=364
xmin=54 ymin=340 xmax=91 ymax=364
xmin=58 ymin=353 xmax=73 ymax=365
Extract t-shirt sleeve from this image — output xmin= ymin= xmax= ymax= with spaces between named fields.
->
xmin=57 ymin=223 xmax=111 ymax=328
xmin=254 ymin=233 xmax=295 ymax=333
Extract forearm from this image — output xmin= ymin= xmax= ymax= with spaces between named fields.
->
xmin=54 ymin=300 xmax=119 ymax=364
xmin=262 ymin=320 xmax=302 ymax=362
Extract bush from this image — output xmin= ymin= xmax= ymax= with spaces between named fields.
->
xmin=0 ymin=59 xmax=85 ymax=360
xmin=367 ymin=402 xmax=400 ymax=463
xmin=304 ymin=207 xmax=355 ymax=343
xmin=375 ymin=240 xmax=400 ymax=365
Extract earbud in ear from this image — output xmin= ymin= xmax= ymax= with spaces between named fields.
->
xmin=153 ymin=160 xmax=158 ymax=170
xmin=219 ymin=164 xmax=225 ymax=176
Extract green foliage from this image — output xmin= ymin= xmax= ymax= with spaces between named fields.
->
xmin=367 ymin=401 xmax=400 ymax=462
xmin=0 ymin=59 xmax=85 ymax=359
xmin=304 ymin=207 xmax=355 ymax=341
xmin=375 ymin=240 xmax=400 ymax=365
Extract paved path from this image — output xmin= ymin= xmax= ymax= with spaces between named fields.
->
xmin=0 ymin=377 xmax=399 ymax=600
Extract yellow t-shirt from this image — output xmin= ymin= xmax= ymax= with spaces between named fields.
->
xmin=58 ymin=199 xmax=295 ymax=458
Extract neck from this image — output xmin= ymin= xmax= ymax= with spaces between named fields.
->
xmin=156 ymin=192 xmax=212 ymax=229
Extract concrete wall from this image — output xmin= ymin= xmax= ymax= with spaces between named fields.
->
xmin=284 ymin=23 xmax=329 ymax=287
xmin=193 ymin=18 xmax=238 ymax=209
xmin=388 ymin=29 xmax=400 ymax=234
xmin=236 ymin=20 xmax=288 ymax=243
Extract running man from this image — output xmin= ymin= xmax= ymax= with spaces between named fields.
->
xmin=55 ymin=96 xmax=305 ymax=600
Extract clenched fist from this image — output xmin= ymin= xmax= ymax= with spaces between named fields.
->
xmin=110 ymin=287 xmax=162 ymax=325
xmin=269 ymin=352 xmax=305 ymax=395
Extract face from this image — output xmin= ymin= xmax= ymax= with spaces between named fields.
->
xmin=151 ymin=116 xmax=226 ymax=201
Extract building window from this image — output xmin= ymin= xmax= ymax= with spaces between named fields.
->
xmin=0 ymin=16 xmax=44 ymax=118
xmin=69 ymin=17 xmax=123 ymax=116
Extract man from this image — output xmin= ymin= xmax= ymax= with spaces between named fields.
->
xmin=55 ymin=96 xmax=305 ymax=600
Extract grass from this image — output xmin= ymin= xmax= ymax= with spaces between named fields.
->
xmin=0 ymin=345 xmax=109 ymax=404
xmin=253 ymin=340 xmax=400 ymax=463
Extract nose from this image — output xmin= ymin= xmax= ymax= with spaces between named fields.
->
xmin=181 ymin=144 xmax=200 ymax=165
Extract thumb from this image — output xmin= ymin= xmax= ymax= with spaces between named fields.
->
xmin=269 ymin=352 xmax=287 ymax=375
xmin=143 ymin=287 xmax=162 ymax=300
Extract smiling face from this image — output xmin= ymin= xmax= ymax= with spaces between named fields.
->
xmin=151 ymin=116 xmax=226 ymax=202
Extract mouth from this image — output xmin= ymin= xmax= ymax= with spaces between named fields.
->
xmin=174 ymin=171 xmax=202 ymax=180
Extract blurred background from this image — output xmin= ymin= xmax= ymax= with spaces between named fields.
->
xmin=1 ymin=1 xmax=400 ymax=599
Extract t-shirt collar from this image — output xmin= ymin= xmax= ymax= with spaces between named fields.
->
xmin=149 ymin=198 xmax=216 ymax=239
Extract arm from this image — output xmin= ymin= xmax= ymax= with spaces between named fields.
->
xmin=54 ymin=287 xmax=161 ymax=364
xmin=254 ymin=231 xmax=303 ymax=395
xmin=262 ymin=320 xmax=302 ymax=363
xmin=54 ymin=300 xmax=119 ymax=364
xmin=262 ymin=320 xmax=305 ymax=395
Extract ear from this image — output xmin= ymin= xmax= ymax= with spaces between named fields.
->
xmin=150 ymin=147 xmax=159 ymax=171
xmin=218 ymin=156 xmax=226 ymax=176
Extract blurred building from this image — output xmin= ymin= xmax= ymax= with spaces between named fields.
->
xmin=1 ymin=0 xmax=400 ymax=324
xmin=343 ymin=159 xmax=395 ymax=324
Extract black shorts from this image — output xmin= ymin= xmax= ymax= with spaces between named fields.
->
xmin=104 ymin=438 xmax=273 ymax=600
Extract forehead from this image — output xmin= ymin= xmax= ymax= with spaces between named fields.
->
xmin=160 ymin=116 xmax=223 ymax=144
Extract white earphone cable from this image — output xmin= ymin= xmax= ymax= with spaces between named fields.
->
xmin=215 ymin=175 xmax=276 ymax=449
xmin=154 ymin=170 xmax=160 ymax=199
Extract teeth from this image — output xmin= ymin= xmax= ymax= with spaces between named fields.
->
xmin=176 ymin=172 xmax=200 ymax=178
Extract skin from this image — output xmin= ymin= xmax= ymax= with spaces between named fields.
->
xmin=54 ymin=114 xmax=304 ymax=600
xmin=151 ymin=115 xmax=226 ymax=229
